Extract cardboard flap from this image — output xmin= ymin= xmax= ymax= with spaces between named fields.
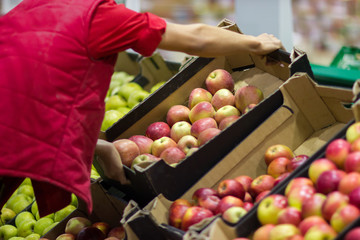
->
xmin=217 ymin=18 xmax=243 ymax=33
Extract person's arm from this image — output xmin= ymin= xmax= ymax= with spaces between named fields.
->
xmin=158 ymin=23 xmax=284 ymax=57
xmin=94 ymin=139 xmax=130 ymax=185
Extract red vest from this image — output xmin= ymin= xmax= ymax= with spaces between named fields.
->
xmin=0 ymin=0 xmax=116 ymax=214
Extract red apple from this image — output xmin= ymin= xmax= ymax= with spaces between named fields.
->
xmin=188 ymin=88 xmax=213 ymax=109
xmin=349 ymin=186 xmax=360 ymax=208
xmin=214 ymin=105 xmax=240 ymax=125
xmin=166 ymin=105 xmax=190 ymax=127
xmin=350 ymin=137 xmax=360 ymax=152
xmin=160 ymin=146 xmax=186 ymax=164
xmin=55 ymin=234 xmax=75 ymax=240
xmin=249 ymin=175 xmax=275 ymax=198
xmin=177 ymin=135 xmax=199 ymax=155
xmin=287 ymin=185 xmax=316 ymax=211
xmin=190 ymin=117 xmax=218 ymax=138
xmin=277 ymin=207 xmax=302 ymax=226
xmin=298 ymin=216 xmax=328 ymax=235
xmin=198 ymin=195 xmax=221 ymax=214
xmin=339 ymin=172 xmax=360 ymax=195
xmin=264 ymin=144 xmax=294 ymax=166
xmin=180 ymin=206 xmax=214 ymax=231
xmin=286 ymin=155 xmax=309 ymax=173
xmin=301 ymin=192 xmax=327 ymax=218
xmin=257 ymin=194 xmax=288 ymax=225
xmin=344 ymin=227 xmax=360 ymax=240
xmin=243 ymin=202 xmax=254 ymax=212
xmin=267 ymin=157 xmax=291 ymax=178
xmin=344 ymin=151 xmax=360 ymax=172
xmin=170 ymin=199 xmax=193 ymax=210
xmin=325 ymin=138 xmax=351 ymax=169
xmin=303 ymin=223 xmax=337 ymax=239
xmin=107 ymin=226 xmax=125 ymax=240
xmin=222 ymin=206 xmax=247 ymax=224
xmin=308 ymin=158 xmax=338 ymax=184
xmin=128 ymin=135 xmax=153 ymax=154
xmin=145 ymin=121 xmax=171 ymax=140
xmin=217 ymin=179 xmax=245 ymax=200
xmin=284 ymin=177 xmax=314 ymax=197
xmin=169 ymin=203 xmax=191 ymax=229
xmin=214 ymin=196 xmax=244 ymax=215
xmin=151 ymin=136 xmax=177 ymax=157
xmin=76 ymin=226 xmax=105 ymax=240
xmin=92 ymin=222 xmax=110 ymax=236
xmin=269 ymin=224 xmax=300 ymax=240
xmin=252 ymin=224 xmax=275 ymax=240
xmin=104 ymin=238 xmax=120 ymax=240
xmin=64 ymin=217 xmax=92 ymax=236
xmin=234 ymin=175 xmax=253 ymax=192
xmin=235 ymin=85 xmax=264 ymax=113
xmin=113 ymin=139 xmax=140 ymax=168
xmin=243 ymin=103 xmax=257 ymax=114
xmin=273 ymin=172 xmax=291 ymax=187
xmin=192 ymin=188 xmax=218 ymax=205
xmin=322 ymin=191 xmax=349 ymax=221
xmin=330 ymin=204 xmax=360 ymax=233
xmin=189 ymin=101 xmax=215 ymax=123
xmin=205 ymin=69 xmax=235 ymax=95
xmin=170 ymin=121 xmax=192 ymax=142
xmin=131 ymin=153 xmax=161 ymax=169
xmin=255 ymin=190 xmax=271 ymax=203
xmin=211 ymin=88 xmax=235 ymax=111
xmin=197 ymin=128 xmax=221 ymax=146
xmin=346 ymin=121 xmax=360 ymax=143
xmin=218 ymin=115 xmax=240 ymax=130
xmin=316 ymin=169 xmax=346 ymax=195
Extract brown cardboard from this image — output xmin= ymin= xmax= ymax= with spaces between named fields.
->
xmin=123 ymin=73 xmax=355 ymax=240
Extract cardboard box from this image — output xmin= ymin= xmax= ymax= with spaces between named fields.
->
xmin=42 ymin=179 xmax=128 ymax=240
xmin=95 ymin=18 xmax=314 ymax=208
xmin=122 ymin=73 xmax=355 ymax=240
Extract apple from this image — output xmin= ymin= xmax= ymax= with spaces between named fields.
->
xmin=252 ymin=224 xmax=275 ymax=240
xmin=316 ymin=169 xmax=346 ymax=195
xmin=214 ymin=105 xmax=240 ymax=125
xmin=339 ymin=172 xmax=360 ymax=195
xmin=0 ymin=207 xmax=16 ymax=225
xmin=113 ymin=139 xmax=140 ymax=168
xmin=218 ymin=115 xmax=240 ymax=130
xmin=267 ymin=157 xmax=291 ymax=178
xmin=286 ymin=178 xmax=313 ymax=197
xmin=177 ymin=135 xmax=199 ymax=154
xmin=325 ymin=138 xmax=351 ymax=169
xmin=127 ymin=90 xmax=150 ymax=109
xmin=25 ymin=233 xmax=41 ymax=240
xmin=346 ymin=121 xmax=360 ymax=143
xmin=180 ymin=206 xmax=214 ymax=231
xmin=235 ymin=85 xmax=264 ymax=113
xmin=322 ymin=191 xmax=349 ymax=221
xmin=269 ymin=224 xmax=300 ymax=240
xmin=151 ymin=136 xmax=177 ymax=157
xmin=101 ymin=110 xmax=124 ymax=131
xmin=92 ymin=222 xmax=110 ymax=236
xmin=190 ymin=117 xmax=218 ymax=138
xmin=222 ymin=206 xmax=247 ymax=224
xmin=166 ymin=105 xmax=191 ymax=127
xmin=344 ymin=151 xmax=360 ymax=172
xmin=6 ymin=193 xmax=33 ymax=213
xmin=308 ymin=158 xmax=338 ymax=184
xmin=186 ymin=147 xmax=198 ymax=157
xmin=257 ymin=194 xmax=288 ymax=225
xmin=255 ymin=190 xmax=271 ymax=203
xmin=234 ymin=175 xmax=253 ymax=192
xmin=298 ymin=215 xmax=327 ymax=235
xmin=15 ymin=211 xmax=35 ymax=228
xmin=107 ymin=226 xmax=125 ymax=239
xmin=64 ymin=217 xmax=92 ymax=236
xmin=34 ymin=217 xmax=54 ymax=236
xmin=214 ymin=196 xmax=244 ymax=215
xmin=330 ymin=204 xmax=360 ymax=233
xmin=192 ymin=188 xmax=218 ymax=205
xmin=145 ymin=121 xmax=171 ymax=140
xmin=211 ymin=88 xmax=235 ymax=111
xmin=170 ymin=199 xmax=193 ymax=209
xmin=243 ymin=103 xmax=257 ymax=114
xmin=198 ymin=195 xmax=221 ymax=214
xmin=217 ymin=179 xmax=245 ymax=200
xmin=159 ymin=146 xmax=186 ymax=164
xmin=286 ymin=155 xmax=309 ymax=173
xmin=264 ymin=144 xmax=294 ymax=166
xmin=150 ymin=81 xmax=166 ymax=93
xmin=189 ymin=102 xmax=215 ymax=124
xmin=303 ymin=223 xmax=337 ymax=240
xmin=17 ymin=218 xmax=36 ymax=237
xmin=128 ymin=135 xmax=153 ymax=154
xmin=104 ymin=238 xmax=120 ymax=240
xmin=56 ymin=233 xmax=76 ymax=240
xmin=197 ymin=128 xmax=221 ymax=146
xmin=349 ymin=186 xmax=360 ymax=208
xmin=0 ymin=224 xmax=18 ymax=240
xmin=76 ymin=226 xmax=105 ymax=240
xmin=188 ymin=88 xmax=213 ymax=109
xmin=169 ymin=204 xmax=191 ymax=229
xmin=105 ymin=95 xmax=127 ymax=111
xmin=131 ymin=153 xmax=161 ymax=169
xmin=249 ymin=175 xmax=275 ymax=198
xmin=301 ymin=193 xmax=327 ymax=218
xmin=344 ymin=227 xmax=360 ymax=240
xmin=273 ymin=172 xmax=291 ymax=187
xmin=117 ymin=82 xmax=143 ymax=100
xmin=170 ymin=121 xmax=192 ymax=143
xmin=243 ymin=202 xmax=253 ymax=212
xmin=350 ymin=137 xmax=360 ymax=152
xmin=205 ymin=69 xmax=235 ymax=95
xmin=277 ymin=207 xmax=302 ymax=226
xmin=287 ymin=185 xmax=316 ymax=211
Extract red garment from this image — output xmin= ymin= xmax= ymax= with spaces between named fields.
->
xmin=0 ymin=0 xmax=166 ymax=216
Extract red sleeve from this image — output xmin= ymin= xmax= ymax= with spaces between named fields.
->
xmin=89 ymin=1 xmax=167 ymax=59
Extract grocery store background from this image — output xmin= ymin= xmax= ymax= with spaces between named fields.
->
xmin=1 ymin=0 xmax=359 ymax=66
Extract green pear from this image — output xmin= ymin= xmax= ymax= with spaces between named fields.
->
xmin=6 ymin=194 xmax=32 ymax=212
xmin=15 ymin=211 xmax=35 ymax=228
xmin=105 ymin=95 xmax=127 ymax=111
xmin=41 ymin=222 xmax=58 ymax=236
xmin=34 ymin=218 xmax=54 ymax=236
xmin=17 ymin=219 xmax=36 ymax=237
xmin=16 ymin=185 xmax=34 ymax=200
xmin=101 ymin=110 xmax=124 ymax=131
xmin=116 ymin=107 xmax=131 ymax=115
xmin=53 ymin=205 xmax=76 ymax=223
xmin=24 ymin=233 xmax=40 ymax=240
xmin=20 ymin=178 xmax=32 ymax=186
xmin=8 ymin=237 xmax=25 ymax=240
xmin=0 ymin=224 xmax=18 ymax=240
xmin=12 ymin=201 xmax=33 ymax=215
xmin=150 ymin=81 xmax=166 ymax=93
xmin=118 ymin=82 xmax=143 ymax=100
xmin=1 ymin=208 xmax=16 ymax=225
xmin=30 ymin=203 xmax=38 ymax=217
xmin=70 ymin=194 xmax=78 ymax=208
xmin=127 ymin=90 xmax=150 ymax=109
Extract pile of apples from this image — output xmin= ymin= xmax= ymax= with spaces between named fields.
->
xmin=41 ymin=216 xmax=125 ymax=240
xmin=234 ymin=121 xmax=360 ymax=240
xmin=112 ymin=69 xmax=265 ymax=170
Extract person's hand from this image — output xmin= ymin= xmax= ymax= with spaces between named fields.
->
xmin=254 ymin=33 xmax=286 ymax=55
xmin=94 ymin=139 xmax=130 ymax=185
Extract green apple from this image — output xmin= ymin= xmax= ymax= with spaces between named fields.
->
xmin=116 ymin=107 xmax=131 ymax=115
xmin=1 ymin=208 xmax=16 ymax=225
xmin=105 ymin=95 xmax=127 ymax=111
xmin=34 ymin=217 xmax=54 ymax=236
xmin=15 ymin=211 xmax=35 ymax=228
xmin=53 ymin=205 xmax=76 ymax=222
xmin=101 ymin=110 xmax=124 ymax=131
xmin=0 ymin=224 xmax=18 ymax=240
xmin=16 ymin=186 xmax=34 ymax=200
xmin=41 ymin=222 xmax=58 ymax=236
xmin=6 ymin=194 xmax=32 ymax=212
xmin=118 ymin=82 xmax=143 ymax=100
xmin=127 ymin=90 xmax=150 ymax=109
xmin=24 ymin=233 xmax=40 ymax=240
xmin=70 ymin=194 xmax=78 ymax=208
xmin=17 ymin=219 xmax=36 ymax=237
xmin=150 ymin=81 xmax=166 ymax=93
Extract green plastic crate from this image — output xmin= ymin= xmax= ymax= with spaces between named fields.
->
xmin=331 ymin=46 xmax=360 ymax=70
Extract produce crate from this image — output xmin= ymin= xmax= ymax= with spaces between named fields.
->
xmin=94 ymin=18 xmax=315 ymax=208
xmin=330 ymin=46 xmax=360 ymax=71
xmin=122 ymin=73 xmax=356 ymax=240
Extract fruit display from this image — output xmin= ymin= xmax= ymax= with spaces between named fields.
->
xmin=111 ymin=68 xmax=265 ymax=170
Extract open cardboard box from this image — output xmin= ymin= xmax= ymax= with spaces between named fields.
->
xmin=122 ymin=73 xmax=356 ymax=240
xmin=41 ymin=179 xmax=128 ymax=240
xmin=94 ymin=18 xmax=314 ymax=208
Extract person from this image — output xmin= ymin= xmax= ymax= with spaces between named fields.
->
xmin=0 ymin=0 xmax=284 ymax=217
